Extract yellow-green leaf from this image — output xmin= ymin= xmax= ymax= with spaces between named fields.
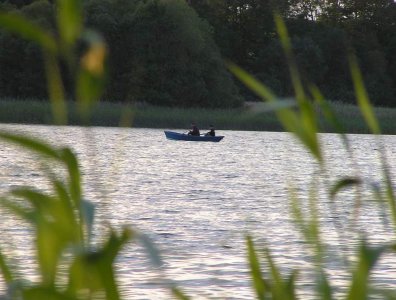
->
xmin=172 ymin=287 xmax=191 ymax=300
xmin=57 ymin=0 xmax=83 ymax=47
xmin=349 ymin=54 xmax=380 ymax=134
xmin=274 ymin=14 xmax=305 ymax=102
xmin=0 ymin=249 xmax=14 ymax=284
xmin=0 ymin=131 xmax=61 ymax=160
xmin=330 ymin=177 xmax=362 ymax=201
xmin=347 ymin=242 xmax=385 ymax=300
xmin=43 ymin=52 xmax=68 ymax=125
xmin=0 ymin=12 xmax=57 ymax=53
xmin=247 ymin=236 xmax=267 ymax=300
xmin=77 ymin=31 xmax=107 ymax=122
xmin=228 ymin=63 xmax=277 ymax=102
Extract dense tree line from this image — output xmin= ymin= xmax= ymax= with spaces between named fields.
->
xmin=0 ymin=0 xmax=395 ymax=107
xmin=0 ymin=0 xmax=242 ymax=107
xmin=189 ymin=0 xmax=396 ymax=105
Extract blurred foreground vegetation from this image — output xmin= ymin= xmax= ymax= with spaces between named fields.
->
xmin=1 ymin=0 xmax=396 ymax=299
xmin=0 ymin=0 xmax=395 ymax=108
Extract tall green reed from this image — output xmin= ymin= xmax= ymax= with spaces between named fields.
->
xmin=230 ymin=14 xmax=396 ymax=299
xmin=0 ymin=1 xmax=188 ymax=299
xmin=1 ymin=1 xmax=395 ymax=299
xmin=0 ymin=0 xmax=129 ymax=297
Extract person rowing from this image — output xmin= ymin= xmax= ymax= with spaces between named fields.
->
xmin=205 ymin=125 xmax=215 ymax=137
xmin=188 ymin=123 xmax=200 ymax=136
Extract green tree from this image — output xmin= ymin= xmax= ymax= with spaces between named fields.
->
xmin=349 ymin=27 xmax=395 ymax=105
xmin=190 ymin=0 xmax=290 ymax=63
xmin=188 ymin=0 xmax=292 ymax=102
xmin=131 ymin=0 xmax=242 ymax=107
xmin=86 ymin=0 xmax=242 ymax=107
xmin=84 ymin=0 xmax=140 ymax=101
xmin=0 ymin=0 xmax=34 ymax=8
xmin=0 ymin=0 xmax=53 ymax=99
xmin=255 ymin=28 xmax=328 ymax=98
xmin=85 ymin=0 xmax=242 ymax=107
xmin=288 ymin=0 xmax=324 ymax=20
xmin=2 ymin=0 xmax=395 ymax=107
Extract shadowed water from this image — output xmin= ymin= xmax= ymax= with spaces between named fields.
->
xmin=0 ymin=124 xmax=396 ymax=299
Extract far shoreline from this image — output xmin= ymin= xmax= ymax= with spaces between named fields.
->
xmin=0 ymin=99 xmax=395 ymax=135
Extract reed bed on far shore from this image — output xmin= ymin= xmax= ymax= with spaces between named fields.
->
xmin=323 ymin=102 xmax=396 ymax=134
xmin=0 ymin=98 xmax=395 ymax=134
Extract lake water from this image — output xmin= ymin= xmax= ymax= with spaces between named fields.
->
xmin=1 ymin=124 xmax=396 ymax=299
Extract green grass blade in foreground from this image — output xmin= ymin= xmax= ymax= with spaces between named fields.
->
xmin=172 ymin=287 xmax=191 ymax=300
xmin=36 ymin=219 xmax=67 ymax=285
xmin=274 ymin=15 xmax=321 ymax=162
xmin=349 ymin=55 xmax=380 ymax=135
xmin=68 ymin=228 xmax=132 ymax=300
xmin=330 ymin=178 xmax=362 ymax=200
xmin=138 ymin=233 xmax=163 ymax=268
xmin=350 ymin=53 xmax=396 ymax=231
xmin=0 ymin=250 xmax=14 ymax=284
xmin=80 ymin=199 xmax=95 ymax=243
xmin=0 ymin=11 xmax=67 ymax=124
xmin=347 ymin=242 xmax=386 ymax=300
xmin=52 ymin=179 xmax=84 ymax=243
xmin=0 ymin=132 xmax=61 ymax=160
xmin=228 ymin=64 xmax=297 ymax=129
xmin=274 ymin=14 xmax=304 ymax=103
xmin=0 ymin=15 xmax=66 ymax=124
xmin=10 ymin=188 xmax=75 ymax=285
xmin=265 ymin=248 xmax=297 ymax=299
xmin=0 ymin=13 xmax=57 ymax=53
xmin=60 ymin=148 xmax=82 ymax=207
xmin=290 ymin=184 xmax=323 ymax=259
xmin=118 ymin=105 xmax=135 ymax=127
xmin=57 ymin=0 xmax=83 ymax=48
xmin=44 ymin=52 xmax=68 ymax=125
xmin=22 ymin=287 xmax=74 ymax=300
xmin=382 ymin=164 xmax=396 ymax=236
xmin=246 ymin=236 xmax=267 ymax=300
xmin=0 ymin=196 xmax=32 ymax=221
xmin=310 ymin=85 xmax=347 ymax=136
xmin=317 ymin=271 xmax=333 ymax=300
xmin=228 ymin=64 xmax=322 ymax=162
xmin=77 ymin=30 xmax=107 ymax=122
xmin=308 ymin=181 xmax=323 ymax=259
xmin=228 ymin=63 xmax=278 ymax=102
xmin=274 ymin=14 xmax=313 ymax=119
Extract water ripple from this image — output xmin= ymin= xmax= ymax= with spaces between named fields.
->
xmin=1 ymin=125 xmax=396 ymax=298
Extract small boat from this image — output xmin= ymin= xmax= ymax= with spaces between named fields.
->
xmin=164 ymin=130 xmax=224 ymax=142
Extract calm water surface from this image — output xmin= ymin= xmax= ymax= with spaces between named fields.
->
xmin=1 ymin=124 xmax=396 ymax=299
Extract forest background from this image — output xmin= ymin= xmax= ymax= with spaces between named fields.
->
xmin=0 ymin=0 xmax=395 ymax=109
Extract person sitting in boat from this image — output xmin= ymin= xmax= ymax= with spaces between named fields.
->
xmin=188 ymin=123 xmax=200 ymax=136
xmin=205 ymin=125 xmax=215 ymax=137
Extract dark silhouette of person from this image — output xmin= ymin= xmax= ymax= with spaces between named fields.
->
xmin=205 ymin=125 xmax=215 ymax=137
xmin=188 ymin=123 xmax=200 ymax=136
